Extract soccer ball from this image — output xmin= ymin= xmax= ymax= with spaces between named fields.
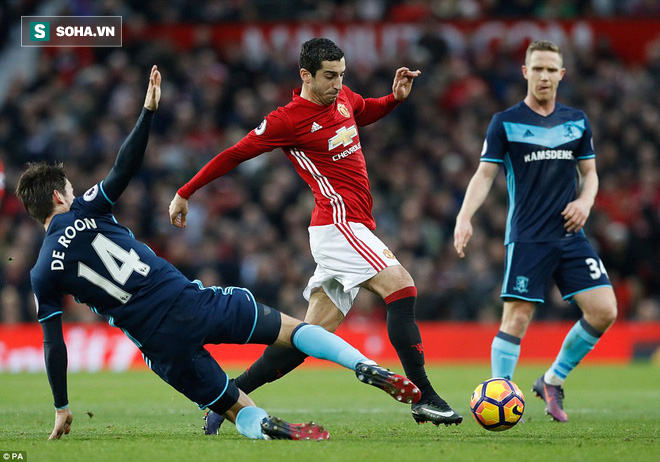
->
xmin=470 ymin=378 xmax=525 ymax=431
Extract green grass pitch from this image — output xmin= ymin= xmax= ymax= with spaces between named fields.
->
xmin=1 ymin=364 xmax=658 ymax=462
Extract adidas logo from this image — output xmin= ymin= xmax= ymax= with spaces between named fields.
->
xmin=523 ymin=129 xmax=534 ymax=138
xmin=311 ymin=122 xmax=322 ymax=133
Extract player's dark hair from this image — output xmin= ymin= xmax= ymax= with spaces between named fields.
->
xmin=299 ymin=38 xmax=344 ymax=76
xmin=526 ymin=40 xmax=562 ymax=65
xmin=16 ymin=162 xmax=67 ymax=224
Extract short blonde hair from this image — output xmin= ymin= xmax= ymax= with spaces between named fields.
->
xmin=525 ymin=40 xmax=562 ymax=65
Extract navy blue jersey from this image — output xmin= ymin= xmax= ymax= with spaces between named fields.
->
xmin=481 ymin=101 xmax=595 ymax=244
xmin=31 ymin=181 xmax=189 ymax=346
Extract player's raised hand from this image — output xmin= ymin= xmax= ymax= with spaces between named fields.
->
xmin=392 ymin=67 xmax=421 ymax=101
xmin=49 ymin=407 xmax=73 ymax=440
xmin=144 ymin=65 xmax=161 ymax=111
xmin=562 ymin=198 xmax=590 ymax=233
xmin=169 ymin=193 xmax=188 ymax=228
xmin=454 ymin=218 xmax=473 ymax=259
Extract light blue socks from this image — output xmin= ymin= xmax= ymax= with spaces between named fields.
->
xmin=235 ymin=324 xmax=375 ymax=439
xmin=544 ymin=318 xmax=602 ymax=386
xmin=292 ymin=324 xmax=371 ymax=370
xmin=491 ymin=319 xmax=602 ymax=386
xmin=235 ymin=406 xmax=269 ymax=439
xmin=491 ymin=331 xmax=521 ymax=380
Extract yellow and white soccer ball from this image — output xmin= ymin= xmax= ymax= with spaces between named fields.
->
xmin=470 ymin=378 xmax=525 ymax=431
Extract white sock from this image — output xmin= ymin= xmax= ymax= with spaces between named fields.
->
xmin=544 ymin=370 xmax=565 ymax=386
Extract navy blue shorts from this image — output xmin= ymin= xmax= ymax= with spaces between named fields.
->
xmin=139 ymin=282 xmax=281 ymax=413
xmin=501 ymin=235 xmax=612 ymax=303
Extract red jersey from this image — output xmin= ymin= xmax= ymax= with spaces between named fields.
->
xmin=178 ymin=86 xmax=400 ymax=229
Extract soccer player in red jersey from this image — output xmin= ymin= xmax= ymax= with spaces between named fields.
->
xmin=170 ymin=38 xmax=462 ymax=427
xmin=17 ymin=66 xmax=419 ymax=442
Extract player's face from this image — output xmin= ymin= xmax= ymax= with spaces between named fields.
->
xmin=523 ymin=51 xmax=565 ymax=103
xmin=309 ymin=58 xmax=345 ymax=106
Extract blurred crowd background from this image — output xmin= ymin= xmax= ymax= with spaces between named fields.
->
xmin=1 ymin=0 xmax=659 ymax=326
xmin=3 ymin=0 xmax=660 ymax=27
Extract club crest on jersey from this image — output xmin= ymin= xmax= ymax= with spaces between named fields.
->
xmin=513 ymin=276 xmax=529 ymax=294
xmin=254 ymin=119 xmax=267 ymax=136
xmin=383 ymin=249 xmax=396 ymax=259
xmin=337 ymin=103 xmax=350 ymax=118
xmin=564 ymin=123 xmax=575 ymax=138
xmin=84 ymin=184 xmax=99 ymax=201
xmin=328 ymin=125 xmax=357 ymax=151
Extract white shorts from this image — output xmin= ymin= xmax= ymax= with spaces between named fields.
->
xmin=303 ymin=222 xmax=401 ymax=315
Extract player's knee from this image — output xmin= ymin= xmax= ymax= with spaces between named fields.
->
xmin=600 ymin=299 xmax=618 ymax=329
xmin=381 ymin=268 xmax=415 ymax=294
xmin=582 ymin=290 xmax=618 ymax=331
xmin=367 ymin=265 xmax=414 ymax=296
xmin=396 ymin=267 xmax=415 ymax=288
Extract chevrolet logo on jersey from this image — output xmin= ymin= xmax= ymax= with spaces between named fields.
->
xmin=328 ymin=125 xmax=357 ymax=151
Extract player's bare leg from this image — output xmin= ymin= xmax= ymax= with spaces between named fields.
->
xmin=491 ymin=299 xmax=534 ymax=380
xmin=576 ymin=287 xmax=617 ymax=333
xmin=535 ymin=287 xmax=617 ymax=422
xmin=304 ymin=288 xmax=345 ymax=331
xmin=490 ymin=299 xmax=534 ymax=423
xmin=500 ymin=300 xmax=535 ymax=338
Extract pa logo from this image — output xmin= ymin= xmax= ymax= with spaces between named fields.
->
xmin=514 ymin=276 xmax=529 ymax=293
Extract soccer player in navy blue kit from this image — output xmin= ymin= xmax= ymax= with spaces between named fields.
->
xmin=16 ymin=66 xmax=420 ymax=441
xmin=454 ymin=41 xmax=617 ymax=422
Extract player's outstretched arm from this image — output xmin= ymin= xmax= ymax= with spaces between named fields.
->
xmin=49 ymin=408 xmax=73 ymax=440
xmin=454 ymin=162 xmax=499 ymax=258
xmin=102 ymin=65 xmax=161 ymax=203
xmin=392 ymin=67 xmax=421 ymax=101
xmin=41 ymin=315 xmax=71 ymax=439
